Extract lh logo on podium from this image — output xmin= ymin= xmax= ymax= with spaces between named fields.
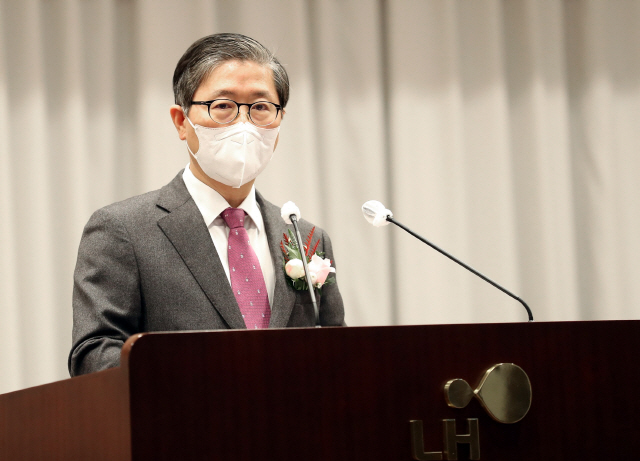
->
xmin=410 ymin=363 xmax=532 ymax=460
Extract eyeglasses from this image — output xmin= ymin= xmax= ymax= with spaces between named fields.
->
xmin=190 ymin=99 xmax=282 ymax=127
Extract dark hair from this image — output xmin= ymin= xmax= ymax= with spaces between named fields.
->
xmin=173 ymin=33 xmax=290 ymax=113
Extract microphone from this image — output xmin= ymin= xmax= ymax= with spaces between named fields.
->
xmin=281 ymin=201 xmax=320 ymax=325
xmin=362 ymin=200 xmax=534 ymax=322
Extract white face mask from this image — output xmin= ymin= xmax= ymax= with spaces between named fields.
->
xmin=186 ymin=117 xmax=280 ymax=188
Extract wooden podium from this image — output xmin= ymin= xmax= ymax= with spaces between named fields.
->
xmin=1 ymin=321 xmax=639 ymax=460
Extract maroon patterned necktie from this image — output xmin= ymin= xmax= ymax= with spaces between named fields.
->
xmin=222 ymin=207 xmax=271 ymax=329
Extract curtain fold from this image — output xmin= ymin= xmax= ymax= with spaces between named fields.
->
xmin=1 ymin=0 xmax=639 ymax=394
xmin=504 ymin=0 xmax=580 ymax=319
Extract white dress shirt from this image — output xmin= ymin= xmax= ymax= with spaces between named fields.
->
xmin=182 ymin=165 xmax=275 ymax=308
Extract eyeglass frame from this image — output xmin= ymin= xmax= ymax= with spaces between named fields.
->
xmin=189 ymin=98 xmax=283 ymax=127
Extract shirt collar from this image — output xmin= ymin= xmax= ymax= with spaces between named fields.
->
xmin=182 ymin=165 xmax=264 ymax=231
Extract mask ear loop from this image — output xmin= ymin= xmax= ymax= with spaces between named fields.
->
xmin=183 ymin=107 xmax=197 ymax=130
xmin=183 ymin=109 xmax=199 ymax=157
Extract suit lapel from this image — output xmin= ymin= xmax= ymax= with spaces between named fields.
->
xmin=156 ymin=173 xmax=246 ymax=330
xmin=257 ymin=192 xmax=297 ymax=328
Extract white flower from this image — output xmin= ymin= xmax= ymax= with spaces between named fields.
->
xmin=285 ymin=259 xmax=305 ymax=279
xmin=281 ymin=201 xmax=301 ymax=224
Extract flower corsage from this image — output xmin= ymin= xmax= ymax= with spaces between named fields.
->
xmin=280 ymin=227 xmax=336 ymax=292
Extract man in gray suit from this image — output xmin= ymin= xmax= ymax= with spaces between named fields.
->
xmin=69 ymin=33 xmax=345 ymax=377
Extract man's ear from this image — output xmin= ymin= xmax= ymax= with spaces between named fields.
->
xmin=170 ymin=105 xmax=188 ymax=140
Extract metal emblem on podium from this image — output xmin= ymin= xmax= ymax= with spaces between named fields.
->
xmin=410 ymin=363 xmax=532 ymax=460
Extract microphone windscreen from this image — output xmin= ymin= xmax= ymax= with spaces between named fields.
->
xmin=362 ymin=200 xmax=392 ymax=227
xmin=281 ymin=201 xmax=301 ymax=224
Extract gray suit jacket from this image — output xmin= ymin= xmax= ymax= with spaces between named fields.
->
xmin=69 ymin=172 xmax=345 ymax=376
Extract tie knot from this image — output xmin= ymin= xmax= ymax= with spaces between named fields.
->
xmin=222 ymin=207 xmax=246 ymax=229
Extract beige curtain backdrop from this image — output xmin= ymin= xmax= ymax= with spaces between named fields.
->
xmin=1 ymin=0 xmax=639 ymax=394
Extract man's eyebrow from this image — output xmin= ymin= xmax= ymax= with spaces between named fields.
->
xmin=208 ymin=89 xmax=275 ymax=100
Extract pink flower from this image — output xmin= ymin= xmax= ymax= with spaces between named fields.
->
xmin=307 ymin=254 xmax=335 ymax=287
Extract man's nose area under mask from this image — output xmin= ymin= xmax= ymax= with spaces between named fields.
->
xmin=230 ymin=129 xmax=255 ymax=145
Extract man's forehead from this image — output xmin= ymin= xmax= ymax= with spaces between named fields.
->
xmin=195 ymin=60 xmax=278 ymax=101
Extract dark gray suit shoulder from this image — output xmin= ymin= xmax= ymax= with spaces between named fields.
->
xmin=89 ymin=172 xmax=190 ymax=226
